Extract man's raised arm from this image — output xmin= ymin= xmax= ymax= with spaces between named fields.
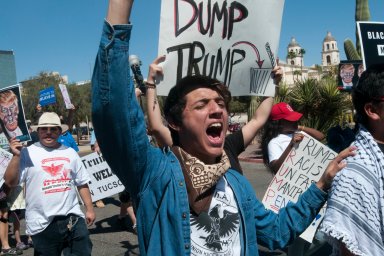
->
xmin=92 ymin=0 xmax=148 ymax=194
xmin=241 ymin=64 xmax=282 ymax=147
xmin=106 ymin=0 xmax=134 ymax=25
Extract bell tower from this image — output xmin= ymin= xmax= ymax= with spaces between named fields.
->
xmin=287 ymin=37 xmax=303 ymax=66
xmin=322 ymin=31 xmax=340 ymax=66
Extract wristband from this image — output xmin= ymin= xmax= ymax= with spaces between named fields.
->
xmin=145 ymin=81 xmax=156 ymax=89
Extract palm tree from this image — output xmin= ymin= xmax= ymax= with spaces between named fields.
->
xmin=275 ymin=83 xmax=290 ymax=103
xmin=287 ymin=50 xmax=297 ymax=65
xmin=287 ymin=50 xmax=297 ymax=82
xmin=293 ymin=70 xmax=302 ymax=81
xmin=286 ymin=77 xmax=352 ymax=135
xmin=299 ymin=48 xmax=306 ymax=76
xmin=314 ymin=64 xmax=323 ymax=80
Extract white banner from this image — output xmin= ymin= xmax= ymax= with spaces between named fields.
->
xmin=81 ymin=152 xmax=125 ymax=202
xmin=158 ymin=0 xmax=285 ymax=96
xmin=59 ymin=83 xmax=73 ymax=109
xmin=262 ymin=132 xmax=337 ymax=242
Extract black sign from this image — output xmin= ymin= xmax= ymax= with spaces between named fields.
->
xmin=357 ymin=21 xmax=384 ymax=69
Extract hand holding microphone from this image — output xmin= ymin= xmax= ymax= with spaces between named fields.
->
xmin=129 ymin=55 xmax=146 ymax=95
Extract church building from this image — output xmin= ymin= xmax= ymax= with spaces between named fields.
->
xmin=280 ymin=32 xmax=340 ymax=86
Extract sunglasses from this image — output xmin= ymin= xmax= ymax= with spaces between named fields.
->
xmin=40 ymin=127 xmax=60 ymax=132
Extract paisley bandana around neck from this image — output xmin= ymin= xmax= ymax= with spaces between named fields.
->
xmin=172 ymin=146 xmax=231 ymax=214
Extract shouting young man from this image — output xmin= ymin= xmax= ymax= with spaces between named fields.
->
xmin=91 ymin=1 xmax=355 ymax=255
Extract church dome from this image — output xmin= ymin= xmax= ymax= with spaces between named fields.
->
xmin=288 ymin=37 xmax=300 ymax=47
xmin=323 ymin=31 xmax=336 ymax=42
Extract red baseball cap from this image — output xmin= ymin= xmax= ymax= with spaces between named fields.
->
xmin=271 ymin=102 xmax=303 ymax=121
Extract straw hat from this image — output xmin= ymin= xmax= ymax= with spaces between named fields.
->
xmin=31 ymin=112 xmax=68 ymax=131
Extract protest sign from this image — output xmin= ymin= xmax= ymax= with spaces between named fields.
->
xmin=158 ymin=0 xmax=285 ymax=96
xmin=357 ymin=21 xmax=384 ymax=69
xmin=337 ymin=60 xmax=363 ymax=91
xmin=0 ymin=84 xmax=31 ymax=142
xmin=39 ymin=86 xmax=56 ymax=106
xmin=262 ymin=132 xmax=337 ymax=242
xmin=81 ymin=152 xmax=125 ymax=202
xmin=0 ymin=147 xmax=24 ymax=210
xmin=0 ymin=147 xmax=13 ymax=187
xmin=59 ymin=83 xmax=73 ymax=109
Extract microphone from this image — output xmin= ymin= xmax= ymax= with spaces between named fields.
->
xmin=129 ymin=55 xmax=146 ymax=95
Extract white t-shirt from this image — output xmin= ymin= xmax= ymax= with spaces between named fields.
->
xmin=19 ymin=142 xmax=90 ymax=235
xmin=267 ymin=133 xmax=293 ymax=162
xmin=190 ymin=177 xmax=241 ymax=256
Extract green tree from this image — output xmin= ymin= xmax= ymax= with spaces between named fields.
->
xmin=230 ymin=96 xmax=250 ymax=115
xmin=21 ymin=72 xmax=66 ymax=123
xmin=67 ymin=82 xmax=92 ymax=127
xmin=247 ymin=96 xmax=260 ymax=122
xmin=21 ymin=72 xmax=91 ymax=131
xmin=275 ymin=83 xmax=290 ymax=103
xmin=287 ymin=50 xmax=297 ymax=79
xmin=286 ymin=78 xmax=352 ymax=135
xmin=299 ymin=48 xmax=306 ymax=75
xmin=287 ymin=50 xmax=297 ymax=65
xmin=293 ymin=70 xmax=302 ymax=81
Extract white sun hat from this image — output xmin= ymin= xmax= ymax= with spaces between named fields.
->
xmin=31 ymin=112 xmax=68 ymax=131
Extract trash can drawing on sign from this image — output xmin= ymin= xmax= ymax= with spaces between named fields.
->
xmin=250 ymin=68 xmax=272 ymax=94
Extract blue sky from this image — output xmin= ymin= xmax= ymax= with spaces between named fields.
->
xmin=1 ymin=0 xmax=383 ymax=84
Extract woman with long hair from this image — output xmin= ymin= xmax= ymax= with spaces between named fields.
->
xmin=261 ymin=102 xmax=324 ymax=173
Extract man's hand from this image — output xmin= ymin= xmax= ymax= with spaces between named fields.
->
xmin=290 ymin=132 xmax=304 ymax=146
xmin=85 ymin=208 xmax=96 ymax=226
xmin=147 ymin=55 xmax=165 ymax=84
xmin=9 ymin=137 xmax=23 ymax=156
xmin=93 ymin=141 xmax=101 ymax=154
xmin=36 ymin=104 xmax=42 ymax=112
xmin=272 ymin=58 xmax=283 ymax=85
xmin=77 ymin=184 xmax=96 ymax=226
xmin=316 ymin=146 xmax=357 ymax=191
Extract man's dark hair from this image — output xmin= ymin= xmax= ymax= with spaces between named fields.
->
xmin=352 ymin=64 xmax=384 ymax=127
xmin=164 ymin=75 xmax=231 ymax=146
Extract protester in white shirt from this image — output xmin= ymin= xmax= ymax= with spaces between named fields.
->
xmin=4 ymin=112 xmax=95 ymax=256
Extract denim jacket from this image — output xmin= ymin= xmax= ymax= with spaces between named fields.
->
xmin=92 ymin=21 xmax=328 ymax=256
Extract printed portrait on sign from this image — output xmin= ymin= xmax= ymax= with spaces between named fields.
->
xmin=0 ymin=85 xmax=31 ymax=142
xmin=337 ymin=61 xmax=362 ymax=91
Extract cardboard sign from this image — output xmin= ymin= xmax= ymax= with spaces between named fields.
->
xmin=81 ymin=152 xmax=125 ymax=202
xmin=357 ymin=21 xmax=384 ymax=69
xmin=337 ymin=60 xmax=363 ymax=91
xmin=0 ymin=85 xmax=31 ymax=142
xmin=0 ymin=147 xmax=14 ymax=187
xmin=157 ymin=0 xmax=285 ymax=96
xmin=39 ymin=86 xmax=56 ymax=106
xmin=59 ymin=84 xmax=73 ymax=109
xmin=262 ymin=132 xmax=337 ymax=242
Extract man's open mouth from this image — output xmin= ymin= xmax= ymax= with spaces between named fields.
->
xmin=206 ymin=123 xmax=223 ymax=143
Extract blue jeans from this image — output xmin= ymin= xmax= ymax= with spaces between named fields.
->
xmin=31 ymin=214 xmax=92 ymax=256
